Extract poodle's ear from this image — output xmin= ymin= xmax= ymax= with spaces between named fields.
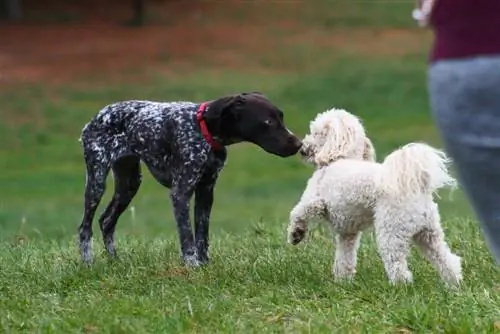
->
xmin=314 ymin=119 xmax=370 ymax=166
xmin=314 ymin=129 xmax=335 ymax=166
xmin=314 ymin=122 xmax=355 ymax=166
xmin=363 ymin=137 xmax=376 ymax=162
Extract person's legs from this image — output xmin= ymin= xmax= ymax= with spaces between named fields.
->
xmin=429 ymin=55 xmax=500 ymax=264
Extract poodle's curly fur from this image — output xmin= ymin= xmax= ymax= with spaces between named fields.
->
xmin=288 ymin=108 xmax=462 ymax=285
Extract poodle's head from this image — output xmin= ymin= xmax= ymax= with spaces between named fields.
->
xmin=299 ymin=108 xmax=376 ymax=167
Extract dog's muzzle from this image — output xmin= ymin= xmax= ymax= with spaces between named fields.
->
xmin=299 ymin=145 xmax=311 ymax=158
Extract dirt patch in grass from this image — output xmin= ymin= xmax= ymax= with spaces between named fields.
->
xmin=0 ymin=1 xmax=430 ymax=86
xmin=287 ymin=28 xmax=431 ymax=58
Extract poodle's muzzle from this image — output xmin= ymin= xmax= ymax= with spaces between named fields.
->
xmin=299 ymin=146 xmax=308 ymax=157
xmin=298 ymin=137 xmax=315 ymax=164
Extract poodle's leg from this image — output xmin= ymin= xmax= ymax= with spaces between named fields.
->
xmin=413 ymin=227 xmax=462 ymax=285
xmin=287 ymin=197 xmax=324 ymax=245
xmin=333 ymin=232 xmax=362 ymax=280
xmin=375 ymin=224 xmax=413 ymax=284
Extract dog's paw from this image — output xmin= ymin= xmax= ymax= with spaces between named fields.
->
xmin=442 ymin=254 xmax=463 ymax=287
xmin=197 ymin=253 xmax=210 ymax=266
xmin=182 ymin=253 xmax=201 ymax=268
xmin=333 ymin=273 xmax=356 ymax=282
xmin=288 ymin=226 xmax=307 ymax=245
xmin=333 ymin=265 xmax=357 ymax=282
xmin=80 ymin=242 xmax=93 ymax=265
xmin=389 ymin=271 xmax=414 ymax=285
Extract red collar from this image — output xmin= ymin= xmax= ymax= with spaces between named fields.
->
xmin=196 ymin=102 xmax=224 ymax=151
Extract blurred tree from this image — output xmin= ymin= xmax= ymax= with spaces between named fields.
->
xmin=1 ymin=0 xmax=23 ymax=19
xmin=130 ymin=0 xmax=145 ymax=26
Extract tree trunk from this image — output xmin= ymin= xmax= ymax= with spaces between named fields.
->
xmin=3 ymin=0 xmax=22 ymax=20
xmin=131 ymin=0 xmax=145 ymax=26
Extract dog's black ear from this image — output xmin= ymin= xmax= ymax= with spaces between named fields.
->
xmin=203 ymin=94 xmax=244 ymax=135
xmin=242 ymin=91 xmax=266 ymax=99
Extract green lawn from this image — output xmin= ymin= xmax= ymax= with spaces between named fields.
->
xmin=1 ymin=1 xmax=499 ymax=333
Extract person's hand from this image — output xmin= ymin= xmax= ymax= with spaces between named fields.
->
xmin=412 ymin=0 xmax=435 ymax=27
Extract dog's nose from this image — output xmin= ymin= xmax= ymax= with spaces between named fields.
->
xmin=289 ymin=136 xmax=302 ymax=149
xmin=298 ymin=145 xmax=308 ymax=157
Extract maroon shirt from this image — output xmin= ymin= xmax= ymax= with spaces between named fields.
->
xmin=430 ymin=0 xmax=500 ymax=62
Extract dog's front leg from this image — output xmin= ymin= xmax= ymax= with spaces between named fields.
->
xmin=287 ymin=197 xmax=324 ymax=245
xmin=170 ymin=186 xmax=198 ymax=267
xmin=194 ymin=155 xmax=224 ymax=265
xmin=194 ymin=180 xmax=215 ymax=265
xmin=287 ymin=202 xmax=311 ymax=245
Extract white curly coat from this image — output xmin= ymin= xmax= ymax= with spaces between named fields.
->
xmin=287 ymin=108 xmax=462 ymax=285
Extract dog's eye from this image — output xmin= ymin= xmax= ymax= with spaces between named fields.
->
xmin=264 ymin=119 xmax=274 ymax=127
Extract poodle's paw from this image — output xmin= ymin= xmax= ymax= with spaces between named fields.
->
xmin=333 ymin=271 xmax=356 ymax=282
xmin=442 ymin=254 xmax=463 ymax=286
xmin=333 ymin=264 xmax=357 ymax=281
xmin=287 ymin=225 xmax=307 ymax=245
xmin=388 ymin=271 xmax=413 ymax=285
xmin=334 ymin=275 xmax=356 ymax=283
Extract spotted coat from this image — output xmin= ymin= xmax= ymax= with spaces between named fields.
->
xmin=79 ymin=100 xmax=226 ymax=266
xmin=78 ymin=93 xmax=302 ymax=266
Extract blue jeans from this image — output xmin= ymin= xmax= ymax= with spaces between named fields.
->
xmin=428 ymin=55 xmax=500 ymax=264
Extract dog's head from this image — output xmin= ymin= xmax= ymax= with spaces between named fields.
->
xmin=299 ymin=108 xmax=376 ymax=167
xmin=204 ymin=92 xmax=302 ymax=157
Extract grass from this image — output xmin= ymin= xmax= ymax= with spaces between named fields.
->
xmin=1 ymin=224 xmax=499 ymax=333
xmin=1 ymin=0 xmax=499 ymax=332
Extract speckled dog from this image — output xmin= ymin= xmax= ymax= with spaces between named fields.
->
xmin=79 ymin=92 xmax=302 ymax=266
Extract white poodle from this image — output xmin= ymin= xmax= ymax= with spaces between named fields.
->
xmin=287 ymin=108 xmax=462 ymax=285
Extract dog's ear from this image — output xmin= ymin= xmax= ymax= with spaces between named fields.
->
xmin=314 ymin=122 xmax=340 ymax=166
xmin=363 ymin=137 xmax=376 ymax=162
xmin=240 ymin=91 xmax=264 ymax=96
xmin=241 ymin=91 xmax=269 ymax=102
xmin=204 ymin=94 xmax=244 ymax=135
xmin=249 ymin=91 xmax=265 ymax=97
xmin=314 ymin=121 xmax=360 ymax=166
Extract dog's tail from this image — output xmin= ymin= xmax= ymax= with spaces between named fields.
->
xmin=377 ymin=142 xmax=457 ymax=198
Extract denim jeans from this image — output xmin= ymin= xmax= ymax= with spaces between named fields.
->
xmin=428 ymin=55 xmax=500 ymax=264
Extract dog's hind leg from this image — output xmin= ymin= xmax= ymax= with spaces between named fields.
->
xmin=413 ymin=228 xmax=462 ymax=285
xmin=333 ymin=232 xmax=362 ymax=281
xmin=375 ymin=225 xmax=413 ymax=284
xmin=79 ymin=153 xmax=111 ymax=264
xmin=99 ymin=155 xmax=142 ymax=258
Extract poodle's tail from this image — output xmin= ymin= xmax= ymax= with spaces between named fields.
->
xmin=377 ymin=142 xmax=457 ymax=198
